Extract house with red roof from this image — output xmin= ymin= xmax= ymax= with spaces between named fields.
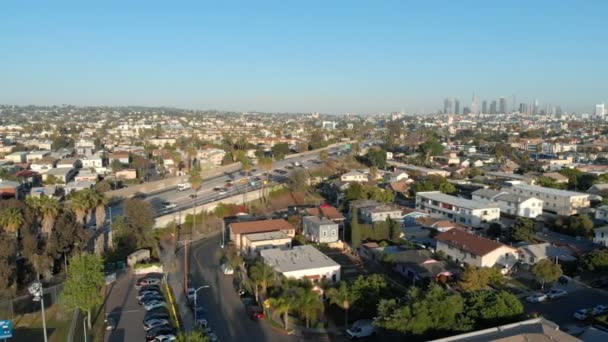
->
xmin=435 ymin=228 xmax=518 ymax=273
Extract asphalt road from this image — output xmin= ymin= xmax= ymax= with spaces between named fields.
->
xmin=104 ymin=271 xmax=147 ymax=342
xmin=188 ymin=234 xmax=299 ymax=342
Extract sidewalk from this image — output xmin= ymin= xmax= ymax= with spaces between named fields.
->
xmin=160 ymin=242 xmax=195 ymax=333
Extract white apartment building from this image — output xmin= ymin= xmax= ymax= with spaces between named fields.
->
xmin=81 ymin=155 xmax=103 ymax=168
xmin=502 ymin=182 xmax=589 ymax=216
xmin=593 ymin=226 xmax=608 ymax=247
xmin=340 ymin=170 xmax=368 ymax=183
xmin=472 ymin=189 xmax=543 ymax=219
xmin=415 ymin=191 xmax=500 ymax=228
xmin=435 ymin=228 xmax=519 ymax=272
xmin=261 ymin=245 xmax=341 ymax=283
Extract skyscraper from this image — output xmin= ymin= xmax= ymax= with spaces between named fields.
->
xmin=533 ymin=99 xmax=539 ymax=115
xmin=443 ymin=98 xmax=453 ymax=115
xmin=519 ymin=103 xmax=528 ymax=114
xmin=482 ymin=101 xmax=488 ymax=114
xmin=499 ymin=97 xmax=507 ymax=114
xmin=471 ymin=92 xmax=478 ymax=115
xmin=490 ymin=100 xmax=497 ymax=114
xmin=454 ymin=99 xmax=460 ymax=115
xmin=596 ymin=103 xmax=605 ymax=119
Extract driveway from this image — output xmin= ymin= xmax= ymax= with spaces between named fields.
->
xmin=104 ymin=271 xmax=146 ymax=342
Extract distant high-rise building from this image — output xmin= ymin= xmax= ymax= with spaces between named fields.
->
xmin=482 ymin=101 xmax=488 ymax=114
xmin=556 ymin=106 xmax=563 ymax=116
xmin=519 ymin=103 xmax=528 ymax=114
xmin=499 ymin=97 xmax=507 ymax=114
xmin=490 ymin=101 xmax=497 ymax=115
xmin=454 ymin=99 xmax=460 ymax=115
xmin=443 ymin=98 xmax=453 ymax=115
xmin=533 ymin=99 xmax=539 ymax=115
xmin=471 ymin=92 xmax=478 ymax=114
xmin=463 ymin=107 xmax=471 ymax=115
xmin=596 ymin=103 xmax=605 ymax=119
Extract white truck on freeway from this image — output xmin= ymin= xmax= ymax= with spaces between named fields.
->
xmin=177 ymin=183 xmax=192 ymax=191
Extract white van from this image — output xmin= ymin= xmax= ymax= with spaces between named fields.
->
xmin=346 ymin=320 xmax=375 ymax=340
xmin=177 ymin=183 xmax=191 ymax=191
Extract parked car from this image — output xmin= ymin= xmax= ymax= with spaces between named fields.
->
xmin=136 ymin=278 xmax=161 ymax=289
xmin=139 ymin=285 xmax=161 ymax=293
xmin=105 ymin=317 xmax=116 ymax=331
xmin=525 ymin=293 xmax=548 ymax=303
xmin=144 ymin=310 xmax=170 ymax=323
xmin=137 ymin=291 xmax=162 ymax=300
xmin=591 ymin=279 xmax=608 ymax=288
xmin=346 ymin=319 xmax=375 ymax=339
xmin=153 ymin=334 xmax=177 ymax=342
xmin=241 ymin=296 xmax=257 ymax=306
xmin=547 ymin=289 xmax=568 ymax=299
xmin=144 ymin=300 xmax=167 ymax=311
xmin=573 ymin=309 xmax=589 ymax=321
xmin=593 ymin=304 xmax=608 ymax=316
xmin=143 ymin=319 xmax=170 ymax=331
xmin=247 ymin=306 xmax=264 ymax=320
xmin=139 ymin=295 xmax=165 ymax=306
xmin=146 ymin=326 xmax=175 ymax=341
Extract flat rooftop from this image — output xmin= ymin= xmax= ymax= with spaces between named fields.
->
xmin=417 ymin=191 xmax=499 ymax=210
xmin=244 ymin=231 xmax=290 ymax=242
xmin=261 ymin=245 xmax=340 ymax=273
xmin=508 ymin=183 xmax=589 ymax=198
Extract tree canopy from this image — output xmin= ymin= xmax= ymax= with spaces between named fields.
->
xmin=531 ymin=259 xmax=563 ymax=288
xmin=61 ymin=253 xmax=105 ymax=328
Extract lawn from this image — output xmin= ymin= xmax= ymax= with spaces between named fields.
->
xmin=10 ymin=304 xmax=73 ymax=342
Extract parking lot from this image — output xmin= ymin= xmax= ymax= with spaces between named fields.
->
xmin=105 ymin=271 xmax=147 ymax=342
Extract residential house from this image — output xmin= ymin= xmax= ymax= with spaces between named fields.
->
xmin=384 ymin=170 xmax=409 ymax=183
xmin=416 ymin=191 xmax=500 ymax=228
xmin=593 ymin=226 xmax=608 ymax=247
xmin=5 ymin=151 xmax=27 ymax=163
xmin=0 ymin=179 xmax=22 ymax=199
xmin=57 ymin=157 xmax=82 ymax=169
xmin=472 ymin=188 xmax=543 ymax=218
xmin=502 ymin=182 xmax=590 ymax=216
xmin=260 ymin=245 xmax=341 ymax=283
xmin=242 ymin=231 xmax=292 ymax=257
xmin=29 ymin=186 xmax=59 ymax=199
xmin=302 ymin=216 xmax=339 ymax=243
xmin=543 ymin=172 xmax=569 ymax=184
xmin=340 ymin=170 xmax=368 ymax=183
xmin=359 ymin=204 xmax=403 ymax=223
xmin=389 ymin=162 xmax=450 ymax=177
xmin=198 ymin=148 xmax=226 ymax=166
xmin=414 ymin=216 xmax=467 ymax=232
xmin=43 ymin=167 xmax=75 ymax=184
xmin=517 ymin=242 xmax=576 ymax=266
xmin=109 ymin=151 xmax=130 ymax=165
xmin=64 ymin=180 xmax=95 ymax=194
xmin=387 ymin=249 xmax=455 ymax=284
xmin=587 ymin=183 xmax=608 ymax=196
xmin=75 ymin=170 xmax=99 ymax=182
xmin=435 ymin=228 xmax=518 ymax=272
xmin=30 ymin=156 xmax=57 ymax=174
xmin=401 ymin=208 xmax=430 ymax=226
xmin=147 ymin=137 xmax=176 ymax=147
xmin=26 ymin=150 xmax=51 ymax=163
xmin=433 ymin=152 xmax=460 ymax=165
xmin=229 ymin=219 xmax=296 ymax=249
xmin=81 ymin=155 xmax=104 ymax=169
xmin=596 ymin=205 xmax=608 ymax=222
xmin=116 ymin=169 xmax=137 ymax=180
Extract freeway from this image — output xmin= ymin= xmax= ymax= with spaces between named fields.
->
xmin=106 ymin=145 xmax=349 ymax=223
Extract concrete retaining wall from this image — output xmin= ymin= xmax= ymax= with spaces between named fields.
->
xmin=154 ymin=186 xmax=271 ymax=228
xmin=106 ymin=162 xmax=242 ymax=203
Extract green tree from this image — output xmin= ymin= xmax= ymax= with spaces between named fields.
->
xmin=351 ymin=274 xmax=388 ymax=317
xmin=296 ymin=287 xmax=324 ymax=328
xmin=189 ymin=166 xmax=203 ymax=191
xmin=288 ymin=169 xmax=309 ymax=193
xmin=319 ymin=149 xmax=329 ymax=161
xmin=271 ymin=143 xmax=290 ymax=160
xmin=512 ymin=217 xmax=536 ymax=242
xmin=0 ymin=207 xmax=24 ymax=235
xmin=583 ymin=249 xmax=608 ymax=272
xmin=249 ymin=261 xmax=276 ymax=303
xmin=0 ymin=232 xmax=17 ymax=296
xmin=531 ymin=259 xmax=563 ymax=289
xmin=44 ymin=174 xmax=60 ymax=186
xmin=350 ymin=209 xmax=362 ymax=248
xmin=267 ymin=296 xmax=292 ymax=330
xmin=176 ymin=331 xmax=210 ymax=342
xmin=419 ymin=138 xmax=444 ymax=161
xmin=388 ymin=217 xmax=402 ymax=242
xmin=110 ymin=159 xmax=123 ymax=173
xmin=327 ymin=281 xmax=358 ymax=327
xmin=464 ymin=290 xmax=523 ymax=327
xmin=458 ymin=266 xmax=504 ymax=292
xmin=95 ymin=179 xmax=113 ymax=193
xmin=26 ymin=195 xmax=60 ymax=235
xmin=366 ymin=147 xmax=387 ymax=168
xmin=438 ymin=182 xmax=457 ymax=194
xmin=61 ymin=253 xmax=105 ymax=328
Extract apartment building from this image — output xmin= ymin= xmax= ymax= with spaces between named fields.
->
xmin=302 ymin=216 xmax=339 ymax=243
xmin=502 ymin=182 xmax=589 ymax=216
xmin=415 ymin=191 xmax=500 ymax=228
xmin=472 ymin=188 xmax=543 ymax=218
xmin=261 ymin=245 xmax=341 ymax=283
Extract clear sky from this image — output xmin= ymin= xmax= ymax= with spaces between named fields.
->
xmin=1 ymin=0 xmax=606 ymax=114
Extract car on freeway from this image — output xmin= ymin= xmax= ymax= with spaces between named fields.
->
xmin=135 ymin=278 xmax=161 ymax=289
xmin=593 ymin=304 xmax=608 ymax=316
xmin=146 ymin=326 xmax=175 ymax=341
xmin=573 ymin=308 xmax=589 ymax=321
xmin=218 ymin=189 xmax=227 ymax=195
xmin=525 ymin=293 xmax=548 ymax=303
xmin=143 ymin=319 xmax=170 ymax=331
xmin=153 ymin=334 xmax=177 ymax=342
xmin=144 ymin=300 xmax=167 ymax=311
xmin=547 ymin=289 xmax=568 ymax=299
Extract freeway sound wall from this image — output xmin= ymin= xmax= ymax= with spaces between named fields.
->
xmin=106 ymin=162 xmax=242 ymax=204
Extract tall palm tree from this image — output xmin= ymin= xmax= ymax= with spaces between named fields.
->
xmin=70 ymin=190 xmax=91 ymax=225
xmin=327 ymin=281 xmax=357 ymax=327
xmin=186 ymin=145 xmax=197 ymax=170
xmin=0 ymin=207 xmax=24 ymax=235
xmin=89 ymin=190 xmax=108 ymax=230
xmin=26 ymin=195 xmax=60 ymax=235
xmin=296 ymin=288 xmax=324 ymax=328
xmin=249 ymin=261 xmax=276 ymax=303
xmin=258 ymin=157 xmax=273 ymax=201
xmin=268 ymin=296 xmax=291 ymax=330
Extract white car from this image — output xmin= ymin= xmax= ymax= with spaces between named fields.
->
xmin=574 ymin=309 xmax=589 ymax=321
xmin=143 ymin=319 xmax=170 ymax=331
xmin=154 ymin=334 xmax=177 ymax=342
xmin=547 ymin=289 xmax=568 ymax=299
xmin=593 ymin=304 xmax=608 ymax=316
xmin=144 ymin=300 xmax=167 ymax=311
xmin=525 ymin=293 xmax=548 ymax=303
xmin=163 ymin=202 xmax=177 ymax=210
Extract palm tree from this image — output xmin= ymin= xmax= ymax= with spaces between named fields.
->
xmin=175 ymin=331 xmax=210 ymax=342
xmin=319 ymin=149 xmax=329 ymax=161
xmin=26 ymin=195 xmax=60 ymax=235
xmin=70 ymin=190 xmax=92 ymax=225
xmin=296 ymin=288 xmax=324 ymax=328
xmin=0 ymin=207 xmax=24 ymax=235
xmin=189 ymin=166 xmax=202 ymax=191
xmin=186 ymin=145 xmax=197 ymax=170
xmin=249 ymin=261 xmax=276 ymax=303
xmin=327 ymin=282 xmax=357 ymax=327
xmin=241 ymin=160 xmax=252 ymax=207
xmin=89 ymin=190 xmax=108 ymax=230
xmin=268 ymin=296 xmax=291 ymax=330
xmin=258 ymin=157 xmax=273 ymax=201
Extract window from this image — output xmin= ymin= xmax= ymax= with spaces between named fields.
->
xmin=322 ymin=231 xmax=327 ymax=237
xmin=470 ymin=254 xmax=477 ymax=259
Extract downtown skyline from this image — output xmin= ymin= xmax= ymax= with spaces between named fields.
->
xmin=1 ymin=0 xmax=607 ymax=114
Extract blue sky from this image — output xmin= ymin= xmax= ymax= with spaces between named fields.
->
xmin=1 ymin=1 xmax=606 ymax=114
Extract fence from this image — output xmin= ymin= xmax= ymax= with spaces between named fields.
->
xmin=0 ymin=282 xmax=64 ymax=320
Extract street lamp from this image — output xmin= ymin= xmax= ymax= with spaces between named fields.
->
xmin=193 ymin=285 xmax=211 ymax=324
xmin=28 ymin=279 xmax=48 ymax=342
xmin=82 ymin=316 xmax=88 ymax=342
